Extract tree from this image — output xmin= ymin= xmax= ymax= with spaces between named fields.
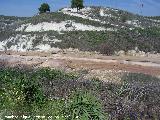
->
xmin=38 ymin=3 xmax=50 ymax=14
xmin=71 ymin=0 xmax=76 ymax=8
xmin=71 ymin=0 xmax=84 ymax=11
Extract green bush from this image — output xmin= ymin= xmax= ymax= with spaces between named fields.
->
xmin=99 ymin=43 xmax=114 ymax=55
xmin=0 ymin=68 xmax=73 ymax=119
xmin=1 ymin=67 xmax=160 ymax=119
xmin=65 ymin=90 xmax=107 ymax=120
xmin=39 ymin=3 xmax=50 ymax=14
xmin=1 ymin=68 xmax=106 ymax=119
xmin=0 ymin=68 xmax=46 ymax=118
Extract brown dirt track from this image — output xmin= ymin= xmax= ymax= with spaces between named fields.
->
xmin=0 ymin=51 xmax=160 ymax=78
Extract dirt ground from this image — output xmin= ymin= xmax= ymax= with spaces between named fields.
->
xmin=0 ymin=50 xmax=160 ymax=82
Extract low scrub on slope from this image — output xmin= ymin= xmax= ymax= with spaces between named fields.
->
xmin=23 ymin=12 xmax=105 ymax=27
xmin=0 ymin=6 xmax=160 ymax=54
xmin=54 ymin=27 xmax=160 ymax=54
xmin=0 ymin=26 xmax=160 ymax=54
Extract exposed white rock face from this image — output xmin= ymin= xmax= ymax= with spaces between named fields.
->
xmin=61 ymin=7 xmax=118 ymax=24
xmin=100 ymin=9 xmax=105 ymax=16
xmin=0 ymin=34 xmax=62 ymax=52
xmin=127 ymin=50 xmax=146 ymax=57
xmin=16 ymin=21 xmax=106 ymax=32
xmin=99 ymin=9 xmax=117 ymax=18
xmin=35 ymin=44 xmax=51 ymax=51
xmin=0 ymin=34 xmax=35 ymax=52
xmin=127 ymin=50 xmax=137 ymax=56
xmin=61 ymin=7 xmax=92 ymax=13
xmin=60 ymin=7 xmax=105 ymax=23
xmin=125 ymin=20 xmax=142 ymax=27
xmin=115 ymin=50 xmax=125 ymax=56
xmin=115 ymin=48 xmax=148 ymax=57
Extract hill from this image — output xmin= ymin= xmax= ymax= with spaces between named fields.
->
xmin=1 ymin=6 xmax=160 ymax=120
xmin=0 ymin=6 xmax=160 ymax=54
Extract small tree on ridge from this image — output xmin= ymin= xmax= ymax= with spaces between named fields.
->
xmin=39 ymin=3 xmax=50 ymax=14
xmin=71 ymin=0 xmax=84 ymax=11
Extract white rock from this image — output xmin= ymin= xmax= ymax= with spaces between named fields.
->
xmin=60 ymin=7 xmax=106 ymax=24
xmin=35 ymin=44 xmax=51 ymax=51
xmin=17 ymin=21 xmax=106 ymax=32
xmin=115 ymin=50 xmax=125 ymax=56
xmin=0 ymin=34 xmax=62 ymax=52
xmin=127 ymin=50 xmax=137 ymax=56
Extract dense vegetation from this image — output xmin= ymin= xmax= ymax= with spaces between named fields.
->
xmin=0 ymin=67 xmax=106 ymax=120
xmin=1 ymin=65 xmax=160 ymax=119
xmin=54 ymin=27 xmax=160 ymax=54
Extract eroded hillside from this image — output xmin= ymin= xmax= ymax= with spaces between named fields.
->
xmin=0 ymin=6 xmax=160 ymax=54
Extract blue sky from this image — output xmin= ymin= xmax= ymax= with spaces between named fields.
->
xmin=0 ymin=0 xmax=160 ymax=17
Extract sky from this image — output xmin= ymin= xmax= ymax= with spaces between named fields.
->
xmin=0 ymin=0 xmax=160 ymax=17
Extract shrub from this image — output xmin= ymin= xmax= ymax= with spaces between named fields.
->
xmin=116 ymin=73 xmax=160 ymax=119
xmin=121 ymin=15 xmax=127 ymax=23
xmin=99 ymin=43 xmax=114 ymax=55
xmin=0 ymin=68 xmax=47 ymax=118
xmin=1 ymin=67 xmax=160 ymax=119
